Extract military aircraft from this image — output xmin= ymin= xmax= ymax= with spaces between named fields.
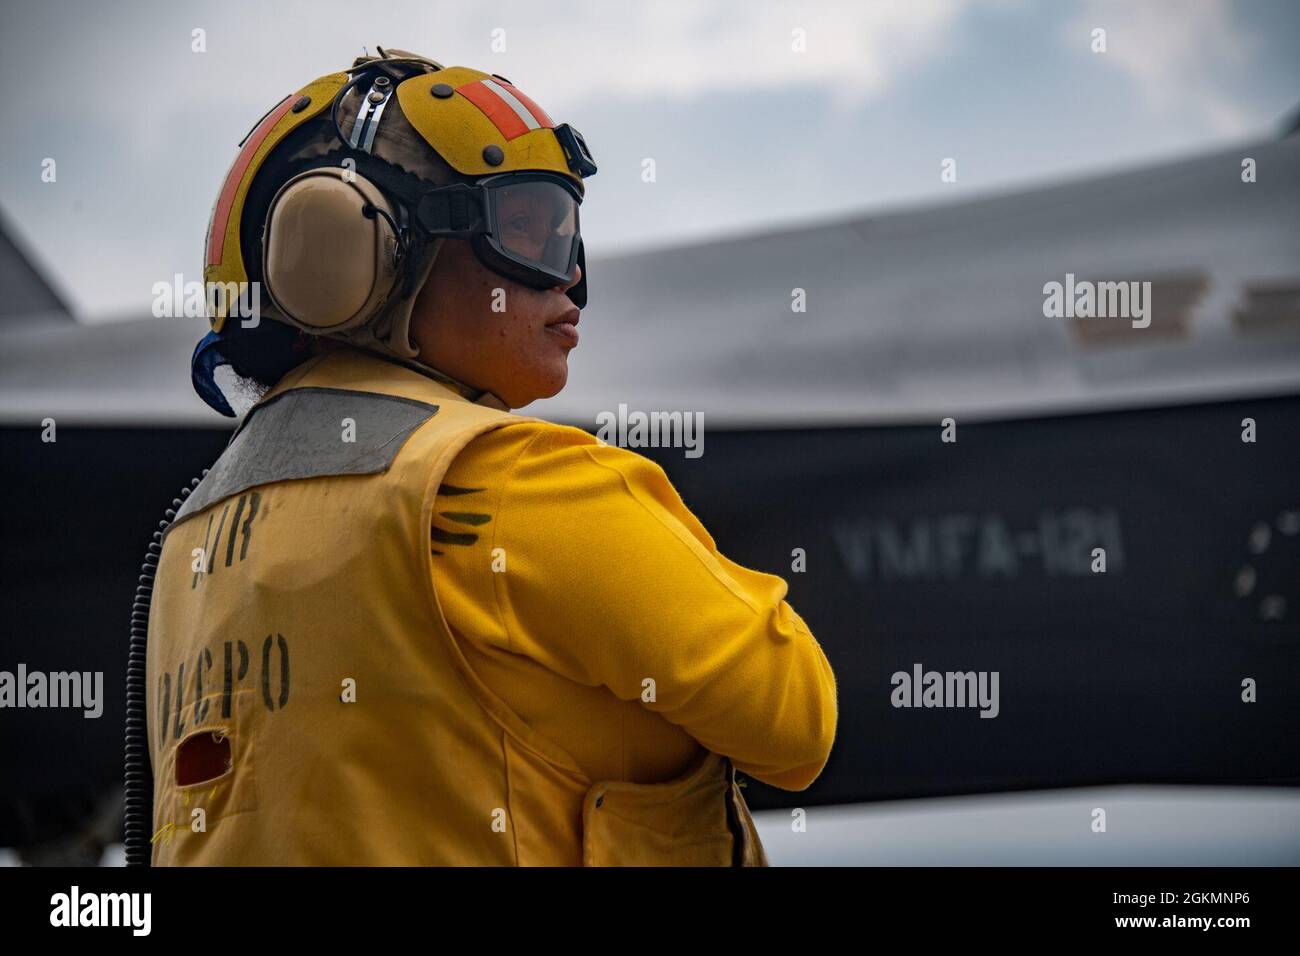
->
xmin=2 ymin=122 xmax=1297 ymax=865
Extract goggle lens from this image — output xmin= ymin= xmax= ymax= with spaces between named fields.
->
xmin=490 ymin=179 xmax=579 ymax=277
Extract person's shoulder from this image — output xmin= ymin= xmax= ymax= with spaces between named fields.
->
xmin=460 ymin=415 xmax=596 ymax=463
xmin=442 ymin=416 xmax=591 ymax=489
xmin=459 ymin=414 xmax=667 ymax=492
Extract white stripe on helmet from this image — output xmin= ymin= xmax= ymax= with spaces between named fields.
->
xmin=481 ymin=78 xmax=541 ymax=131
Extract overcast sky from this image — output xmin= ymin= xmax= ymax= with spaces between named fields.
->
xmin=1 ymin=0 xmax=1298 ymax=321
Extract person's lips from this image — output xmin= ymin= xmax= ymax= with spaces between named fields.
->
xmin=545 ymin=308 xmax=580 ymax=346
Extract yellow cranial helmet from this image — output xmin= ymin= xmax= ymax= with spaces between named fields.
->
xmin=202 ymin=47 xmax=596 ymax=336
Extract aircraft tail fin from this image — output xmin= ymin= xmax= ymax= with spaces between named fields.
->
xmin=0 ymin=206 xmax=72 ymax=323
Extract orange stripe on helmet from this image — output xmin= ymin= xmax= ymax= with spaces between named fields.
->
xmin=206 ymin=94 xmax=296 ymax=266
xmin=456 ymin=80 xmax=530 ymax=140
xmin=498 ymin=81 xmax=554 ymax=128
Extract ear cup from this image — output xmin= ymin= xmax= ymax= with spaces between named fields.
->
xmin=261 ymin=168 xmax=401 ymax=332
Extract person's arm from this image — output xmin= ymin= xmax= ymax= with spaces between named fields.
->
xmin=480 ymin=422 xmax=838 ymax=791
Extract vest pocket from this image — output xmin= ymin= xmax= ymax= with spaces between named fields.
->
xmin=152 ymin=688 xmax=258 ymax=862
xmin=581 ymin=751 xmax=763 ymax=867
xmin=724 ymin=769 xmax=770 ymax=867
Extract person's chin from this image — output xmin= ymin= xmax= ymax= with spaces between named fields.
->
xmin=503 ymin=361 xmax=568 ymax=408
xmin=533 ymin=359 xmax=569 ymax=401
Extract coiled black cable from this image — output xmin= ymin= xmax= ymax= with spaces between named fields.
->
xmin=123 ymin=470 xmax=209 ymax=867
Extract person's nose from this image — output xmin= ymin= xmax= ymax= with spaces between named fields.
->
xmin=557 ymin=263 xmax=582 ymax=294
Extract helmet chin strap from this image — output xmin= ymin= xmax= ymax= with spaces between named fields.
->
xmin=322 ymin=237 xmax=512 ymax=409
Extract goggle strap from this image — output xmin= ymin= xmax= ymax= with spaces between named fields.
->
xmin=335 ymin=148 xmax=488 ymax=237
xmin=321 ymin=148 xmax=582 ymax=293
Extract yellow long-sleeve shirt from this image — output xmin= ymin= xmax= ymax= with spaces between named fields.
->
xmin=429 ymin=419 xmax=838 ymax=792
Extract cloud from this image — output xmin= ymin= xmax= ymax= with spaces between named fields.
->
xmin=529 ymin=0 xmax=974 ymax=109
xmin=1063 ymin=0 xmax=1262 ymax=135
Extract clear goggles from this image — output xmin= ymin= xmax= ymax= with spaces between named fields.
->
xmin=335 ymin=146 xmax=588 ymax=303
xmin=411 ymin=171 xmax=582 ymax=293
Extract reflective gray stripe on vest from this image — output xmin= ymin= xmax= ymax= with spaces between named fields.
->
xmin=172 ymin=387 xmax=439 ymax=529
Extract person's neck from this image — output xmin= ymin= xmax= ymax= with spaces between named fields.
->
xmin=313 ymin=339 xmax=507 ymax=407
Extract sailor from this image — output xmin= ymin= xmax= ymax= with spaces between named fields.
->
xmin=141 ymin=48 xmax=837 ymax=866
